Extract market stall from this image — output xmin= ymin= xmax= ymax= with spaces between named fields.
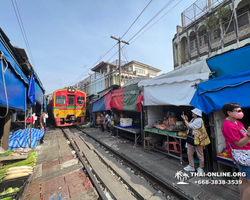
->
xmin=190 ymin=67 xmax=250 ymax=171
xmin=110 ymin=80 xmax=144 ymax=145
xmin=138 ymin=60 xmax=211 ymax=163
xmin=91 ymin=90 xmax=112 ymax=126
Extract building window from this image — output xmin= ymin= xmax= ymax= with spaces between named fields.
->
xmin=199 ymin=37 xmax=202 ymax=46
xmin=224 ymin=20 xmax=235 ymax=34
xmin=213 ymin=28 xmax=221 ymax=40
xmin=190 ymin=41 xmax=194 ymax=51
xmin=238 ymin=12 xmax=249 ymax=28
xmin=204 ymin=35 xmax=208 ymax=44
xmin=135 ymin=68 xmax=145 ymax=74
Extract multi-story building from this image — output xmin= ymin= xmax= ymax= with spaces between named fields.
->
xmin=172 ymin=0 xmax=250 ymax=69
xmin=77 ymin=60 xmax=160 ymax=97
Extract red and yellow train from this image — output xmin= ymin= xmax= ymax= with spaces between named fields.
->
xmin=48 ymin=87 xmax=86 ymax=127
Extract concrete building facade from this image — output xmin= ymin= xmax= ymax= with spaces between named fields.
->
xmin=76 ymin=60 xmax=160 ymax=97
xmin=172 ymin=0 xmax=250 ymax=69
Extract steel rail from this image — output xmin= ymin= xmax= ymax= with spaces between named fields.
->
xmin=61 ymin=128 xmax=108 ymax=200
xmin=76 ymin=127 xmax=193 ymax=200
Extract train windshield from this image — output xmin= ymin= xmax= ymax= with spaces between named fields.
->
xmin=56 ymin=96 xmax=66 ymax=105
xmin=68 ymin=96 xmax=75 ymax=105
xmin=77 ymin=97 xmax=85 ymax=105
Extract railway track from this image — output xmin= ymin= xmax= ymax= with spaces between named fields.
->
xmin=61 ymin=127 xmax=193 ymax=200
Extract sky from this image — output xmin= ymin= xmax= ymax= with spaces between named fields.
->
xmin=1 ymin=0 xmax=197 ymax=94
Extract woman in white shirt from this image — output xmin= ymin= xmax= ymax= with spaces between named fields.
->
xmin=181 ymin=108 xmax=204 ymax=174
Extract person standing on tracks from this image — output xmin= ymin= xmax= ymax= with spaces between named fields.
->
xmin=100 ymin=114 xmax=104 ymax=132
xmin=104 ymin=112 xmax=110 ymax=132
xmin=40 ymin=112 xmax=46 ymax=144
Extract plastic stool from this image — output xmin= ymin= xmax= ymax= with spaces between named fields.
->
xmin=165 ymin=141 xmax=180 ymax=153
xmin=144 ymin=137 xmax=154 ymax=151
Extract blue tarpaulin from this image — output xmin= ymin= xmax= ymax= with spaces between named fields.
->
xmin=33 ymin=70 xmax=45 ymax=92
xmin=35 ymin=80 xmax=44 ymax=104
xmin=8 ymin=128 xmax=44 ymax=150
xmin=0 ymin=54 xmax=26 ymax=111
xmin=0 ymin=37 xmax=29 ymax=85
xmin=207 ymin=45 xmax=250 ymax=78
xmin=190 ymin=68 xmax=250 ymax=114
xmin=92 ymin=96 xmax=105 ymax=112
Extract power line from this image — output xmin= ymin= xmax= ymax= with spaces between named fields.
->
xmin=121 ymin=0 xmax=153 ymax=39
xmin=130 ymin=0 xmax=182 ymax=45
xmin=11 ymin=0 xmax=37 ymax=71
xmin=127 ymin=0 xmax=175 ymax=43
xmin=71 ymin=0 xmax=177 ymax=86
xmin=107 ymin=0 xmax=176 ymax=62
xmin=68 ymin=43 xmax=118 ymax=86
xmin=117 ymin=1 xmax=182 ymax=60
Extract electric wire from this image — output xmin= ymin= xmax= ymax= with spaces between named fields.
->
xmin=71 ymin=0 xmax=176 ymax=86
xmin=68 ymin=43 xmax=118 ymax=86
xmin=118 ymin=1 xmax=182 ymax=60
xmin=11 ymin=0 xmax=37 ymax=70
xmin=127 ymin=0 xmax=175 ymax=43
xmin=121 ymin=0 xmax=153 ymax=39
xmin=107 ymin=0 xmax=175 ymax=62
xmin=130 ymin=0 xmax=182 ymax=45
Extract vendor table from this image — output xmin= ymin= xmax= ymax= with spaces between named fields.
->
xmin=216 ymin=156 xmax=237 ymax=169
xmin=113 ymin=125 xmax=141 ymax=147
xmin=144 ymin=130 xmax=186 ymax=164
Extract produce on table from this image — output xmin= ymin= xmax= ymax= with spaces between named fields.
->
xmin=0 ymin=152 xmax=37 ymax=182
xmin=0 ymin=150 xmax=14 ymax=157
xmin=0 ymin=187 xmax=20 ymax=195
xmin=0 ymin=197 xmax=13 ymax=200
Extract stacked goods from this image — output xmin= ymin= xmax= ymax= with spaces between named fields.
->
xmin=0 ymin=152 xmax=37 ymax=182
xmin=162 ymin=120 xmax=169 ymax=128
xmin=168 ymin=117 xmax=177 ymax=126
xmin=120 ymin=118 xmax=132 ymax=127
xmin=0 ymin=187 xmax=20 ymax=195
xmin=96 ymin=112 xmax=102 ymax=124
xmin=155 ymin=124 xmax=167 ymax=130
xmin=0 ymin=150 xmax=14 ymax=157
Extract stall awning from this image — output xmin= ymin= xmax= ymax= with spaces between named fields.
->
xmin=138 ymin=60 xmax=210 ymax=106
xmin=190 ymin=68 xmax=250 ymax=114
xmin=0 ymin=37 xmax=29 ymax=85
xmin=207 ymin=45 xmax=250 ymax=78
xmin=35 ymin=81 xmax=44 ymax=104
xmin=110 ymin=84 xmax=143 ymax=112
xmin=0 ymin=39 xmax=27 ymax=110
xmin=92 ymin=90 xmax=111 ymax=112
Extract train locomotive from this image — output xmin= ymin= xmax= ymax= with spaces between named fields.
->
xmin=48 ymin=87 xmax=86 ymax=127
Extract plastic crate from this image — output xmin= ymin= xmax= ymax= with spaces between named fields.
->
xmin=144 ymin=127 xmax=151 ymax=131
xmin=166 ymin=131 xmax=178 ymax=136
xmin=150 ymin=128 xmax=159 ymax=133
xmin=120 ymin=118 xmax=133 ymax=127
xmin=158 ymin=130 xmax=167 ymax=134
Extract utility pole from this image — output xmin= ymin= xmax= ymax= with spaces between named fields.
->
xmin=110 ymin=35 xmax=129 ymax=86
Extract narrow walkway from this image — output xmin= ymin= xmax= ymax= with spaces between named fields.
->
xmin=23 ymin=128 xmax=98 ymax=200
